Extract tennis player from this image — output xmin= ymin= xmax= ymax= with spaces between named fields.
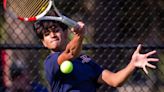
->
xmin=33 ymin=11 xmax=159 ymax=92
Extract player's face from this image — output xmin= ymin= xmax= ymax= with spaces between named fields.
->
xmin=42 ymin=25 xmax=67 ymax=51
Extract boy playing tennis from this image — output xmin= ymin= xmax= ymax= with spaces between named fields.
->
xmin=33 ymin=13 xmax=159 ymax=92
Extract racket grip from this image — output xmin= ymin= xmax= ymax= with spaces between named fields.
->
xmin=62 ymin=16 xmax=78 ymax=28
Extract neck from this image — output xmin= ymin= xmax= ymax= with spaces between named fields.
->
xmin=50 ymin=48 xmax=64 ymax=53
xmin=50 ymin=43 xmax=67 ymax=53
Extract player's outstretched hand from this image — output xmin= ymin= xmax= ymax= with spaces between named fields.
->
xmin=131 ymin=44 xmax=159 ymax=74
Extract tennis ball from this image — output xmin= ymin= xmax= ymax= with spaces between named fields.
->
xmin=60 ymin=60 xmax=73 ymax=74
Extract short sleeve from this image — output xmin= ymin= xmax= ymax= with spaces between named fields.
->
xmin=86 ymin=57 xmax=104 ymax=88
xmin=89 ymin=60 xmax=104 ymax=81
xmin=79 ymin=54 xmax=104 ymax=81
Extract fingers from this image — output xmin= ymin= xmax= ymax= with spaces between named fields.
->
xmin=77 ymin=22 xmax=85 ymax=28
xmin=135 ymin=44 xmax=142 ymax=53
xmin=71 ymin=21 xmax=85 ymax=35
xmin=143 ymin=62 xmax=156 ymax=75
xmin=146 ymin=63 xmax=156 ymax=69
xmin=147 ymin=58 xmax=159 ymax=62
xmin=145 ymin=50 xmax=157 ymax=57
xmin=142 ymin=61 xmax=157 ymax=75
xmin=73 ymin=22 xmax=84 ymax=30
xmin=143 ymin=66 xmax=148 ymax=75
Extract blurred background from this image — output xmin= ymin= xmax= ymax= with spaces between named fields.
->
xmin=0 ymin=0 xmax=164 ymax=92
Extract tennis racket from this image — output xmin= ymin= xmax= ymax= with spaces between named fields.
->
xmin=6 ymin=0 xmax=78 ymax=27
xmin=3 ymin=0 xmax=7 ymax=10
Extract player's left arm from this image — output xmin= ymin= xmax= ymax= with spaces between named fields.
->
xmin=97 ymin=44 xmax=159 ymax=87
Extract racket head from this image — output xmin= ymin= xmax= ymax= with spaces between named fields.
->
xmin=7 ymin=0 xmax=78 ymax=27
xmin=7 ymin=0 xmax=53 ymax=21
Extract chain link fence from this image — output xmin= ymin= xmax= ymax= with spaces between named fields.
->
xmin=0 ymin=0 xmax=164 ymax=92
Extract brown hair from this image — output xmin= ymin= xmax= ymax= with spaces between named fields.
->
xmin=33 ymin=20 xmax=68 ymax=39
xmin=33 ymin=9 xmax=68 ymax=39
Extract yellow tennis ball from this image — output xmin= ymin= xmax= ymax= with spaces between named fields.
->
xmin=60 ymin=60 xmax=73 ymax=74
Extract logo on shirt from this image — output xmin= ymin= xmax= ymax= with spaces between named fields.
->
xmin=80 ymin=55 xmax=91 ymax=63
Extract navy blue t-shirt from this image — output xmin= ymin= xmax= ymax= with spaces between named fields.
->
xmin=44 ymin=52 xmax=103 ymax=92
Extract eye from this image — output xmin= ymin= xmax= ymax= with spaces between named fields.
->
xmin=53 ymin=27 xmax=61 ymax=33
xmin=50 ymin=26 xmax=62 ymax=33
xmin=48 ymin=26 xmax=57 ymax=32
xmin=44 ymin=31 xmax=50 ymax=36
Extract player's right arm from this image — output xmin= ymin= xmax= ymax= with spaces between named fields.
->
xmin=57 ymin=22 xmax=85 ymax=65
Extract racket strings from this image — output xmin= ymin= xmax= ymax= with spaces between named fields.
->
xmin=8 ymin=0 xmax=49 ymax=18
xmin=23 ymin=0 xmax=49 ymax=17
xmin=24 ymin=0 xmax=45 ymax=17
xmin=15 ymin=0 xmax=30 ymax=17
xmin=8 ymin=0 xmax=30 ymax=16
xmin=21 ymin=0 xmax=40 ymax=17
xmin=32 ymin=1 xmax=49 ymax=17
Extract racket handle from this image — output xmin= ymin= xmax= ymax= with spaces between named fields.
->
xmin=62 ymin=16 xmax=78 ymax=28
xmin=39 ymin=16 xmax=78 ymax=28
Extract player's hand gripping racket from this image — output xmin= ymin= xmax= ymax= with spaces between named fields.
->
xmin=6 ymin=0 xmax=78 ymax=27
